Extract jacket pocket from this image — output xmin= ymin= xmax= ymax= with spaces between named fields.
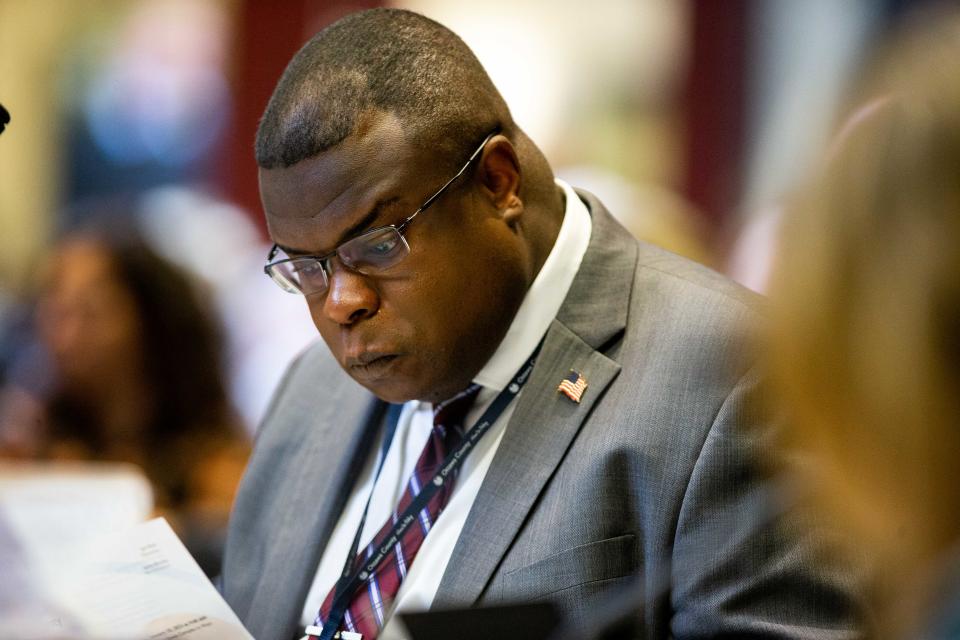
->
xmin=500 ymin=533 xmax=637 ymax=601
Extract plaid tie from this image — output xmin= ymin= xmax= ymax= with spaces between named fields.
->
xmin=314 ymin=384 xmax=482 ymax=639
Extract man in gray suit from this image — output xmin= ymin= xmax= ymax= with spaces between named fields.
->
xmin=222 ymin=8 xmax=862 ymax=640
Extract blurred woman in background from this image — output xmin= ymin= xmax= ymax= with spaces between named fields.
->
xmin=769 ymin=8 xmax=960 ymax=638
xmin=0 ymin=216 xmax=249 ymax=576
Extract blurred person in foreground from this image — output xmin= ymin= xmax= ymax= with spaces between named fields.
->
xmin=222 ymin=8 xmax=863 ymax=640
xmin=0 ymin=217 xmax=250 ymax=577
xmin=769 ymin=8 xmax=960 ymax=639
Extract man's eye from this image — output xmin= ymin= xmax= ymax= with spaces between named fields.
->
xmin=369 ymin=238 xmax=398 ymax=255
xmin=295 ymin=260 xmax=324 ymax=276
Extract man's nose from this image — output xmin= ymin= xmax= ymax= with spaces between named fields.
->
xmin=317 ymin=263 xmax=379 ymax=326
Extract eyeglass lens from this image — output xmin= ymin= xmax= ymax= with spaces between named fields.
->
xmin=269 ymin=226 xmax=411 ymax=295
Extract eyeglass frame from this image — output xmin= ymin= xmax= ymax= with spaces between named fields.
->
xmin=263 ymin=128 xmax=500 ymax=295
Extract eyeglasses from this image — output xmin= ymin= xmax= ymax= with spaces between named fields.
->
xmin=264 ymin=129 xmax=498 ymax=296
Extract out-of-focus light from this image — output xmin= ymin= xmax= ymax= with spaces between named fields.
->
xmin=82 ymin=0 xmax=231 ymax=167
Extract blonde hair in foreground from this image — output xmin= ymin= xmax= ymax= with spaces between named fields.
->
xmin=769 ymin=8 xmax=960 ymax=633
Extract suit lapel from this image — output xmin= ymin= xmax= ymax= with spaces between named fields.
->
xmin=433 ymin=191 xmax=639 ymax=607
xmin=432 ymin=320 xmax=621 ymax=607
xmin=245 ymin=374 xmax=384 ymax=640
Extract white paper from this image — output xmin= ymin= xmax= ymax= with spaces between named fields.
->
xmin=0 ymin=462 xmax=154 ymax=583
xmin=0 ymin=505 xmax=83 ymax=639
xmin=55 ymin=518 xmax=253 ymax=640
xmin=0 ymin=462 xmax=155 ymax=638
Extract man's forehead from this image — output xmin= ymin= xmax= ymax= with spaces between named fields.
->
xmin=259 ymin=110 xmax=413 ymax=223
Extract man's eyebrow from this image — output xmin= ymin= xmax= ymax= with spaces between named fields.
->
xmin=277 ymin=196 xmax=402 ymax=256
xmin=336 ymin=196 xmax=401 ymax=246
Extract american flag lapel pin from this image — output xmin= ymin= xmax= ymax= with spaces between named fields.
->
xmin=557 ymin=370 xmax=588 ymax=403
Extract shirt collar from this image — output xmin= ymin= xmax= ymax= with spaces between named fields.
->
xmin=471 ymin=179 xmax=592 ymax=392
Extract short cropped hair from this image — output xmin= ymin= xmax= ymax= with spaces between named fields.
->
xmin=255 ymin=8 xmax=511 ymax=170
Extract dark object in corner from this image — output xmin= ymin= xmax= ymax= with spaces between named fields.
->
xmin=401 ymin=602 xmax=560 ymax=640
xmin=0 ymin=103 xmax=9 ymax=135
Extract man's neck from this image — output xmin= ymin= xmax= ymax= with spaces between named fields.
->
xmin=525 ymin=183 xmax=566 ymax=285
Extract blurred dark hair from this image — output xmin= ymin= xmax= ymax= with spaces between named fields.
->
xmin=48 ymin=205 xmax=235 ymax=501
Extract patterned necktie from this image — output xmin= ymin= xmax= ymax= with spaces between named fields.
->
xmin=314 ymin=384 xmax=482 ymax=639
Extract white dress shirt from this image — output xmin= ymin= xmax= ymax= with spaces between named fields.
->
xmin=299 ymin=179 xmax=591 ymax=638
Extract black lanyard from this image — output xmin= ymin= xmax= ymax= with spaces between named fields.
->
xmin=315 ymin=342 xmax=542 ymax=640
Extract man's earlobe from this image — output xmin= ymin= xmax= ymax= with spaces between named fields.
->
xmin=503 ymin=195 xmax=524 ymax=226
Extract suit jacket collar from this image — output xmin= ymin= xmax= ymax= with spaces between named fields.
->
xmin=555 ymin=189 xmax=637 ymax=351
xmin=432 ymin=190 xmax=638 ymax=607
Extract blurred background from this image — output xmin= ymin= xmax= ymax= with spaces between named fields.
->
xmin=0 ymin=0 xmax=947 ymax=587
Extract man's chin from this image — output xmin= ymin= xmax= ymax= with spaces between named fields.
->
xmin=340 ymin=354 xmax=478 ymax=404
xmin=360 ymin=379 xmax=418 ymax=404
xmin=351 ymin=372 xmax=468 ymax=405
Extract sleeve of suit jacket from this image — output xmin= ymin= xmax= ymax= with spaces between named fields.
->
xmin=668 ymin=365 xmax=866 ymax=639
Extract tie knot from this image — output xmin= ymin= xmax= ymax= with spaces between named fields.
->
xmin=432 ymin=383 xmax=482 ymax=434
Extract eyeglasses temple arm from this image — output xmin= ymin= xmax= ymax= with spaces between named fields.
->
xmin=403 ymin=130 xmax=500 ymax=228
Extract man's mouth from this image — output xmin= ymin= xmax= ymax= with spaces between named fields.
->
xmin=345 ymin=353 xmax=400 ymax=382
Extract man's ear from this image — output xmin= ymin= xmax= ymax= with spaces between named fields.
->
xmin=477 ymin=136 xmax=522 ymax=225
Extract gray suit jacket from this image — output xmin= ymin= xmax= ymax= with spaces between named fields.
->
xmin=222 ymin=192 xmax=863 ymax=640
